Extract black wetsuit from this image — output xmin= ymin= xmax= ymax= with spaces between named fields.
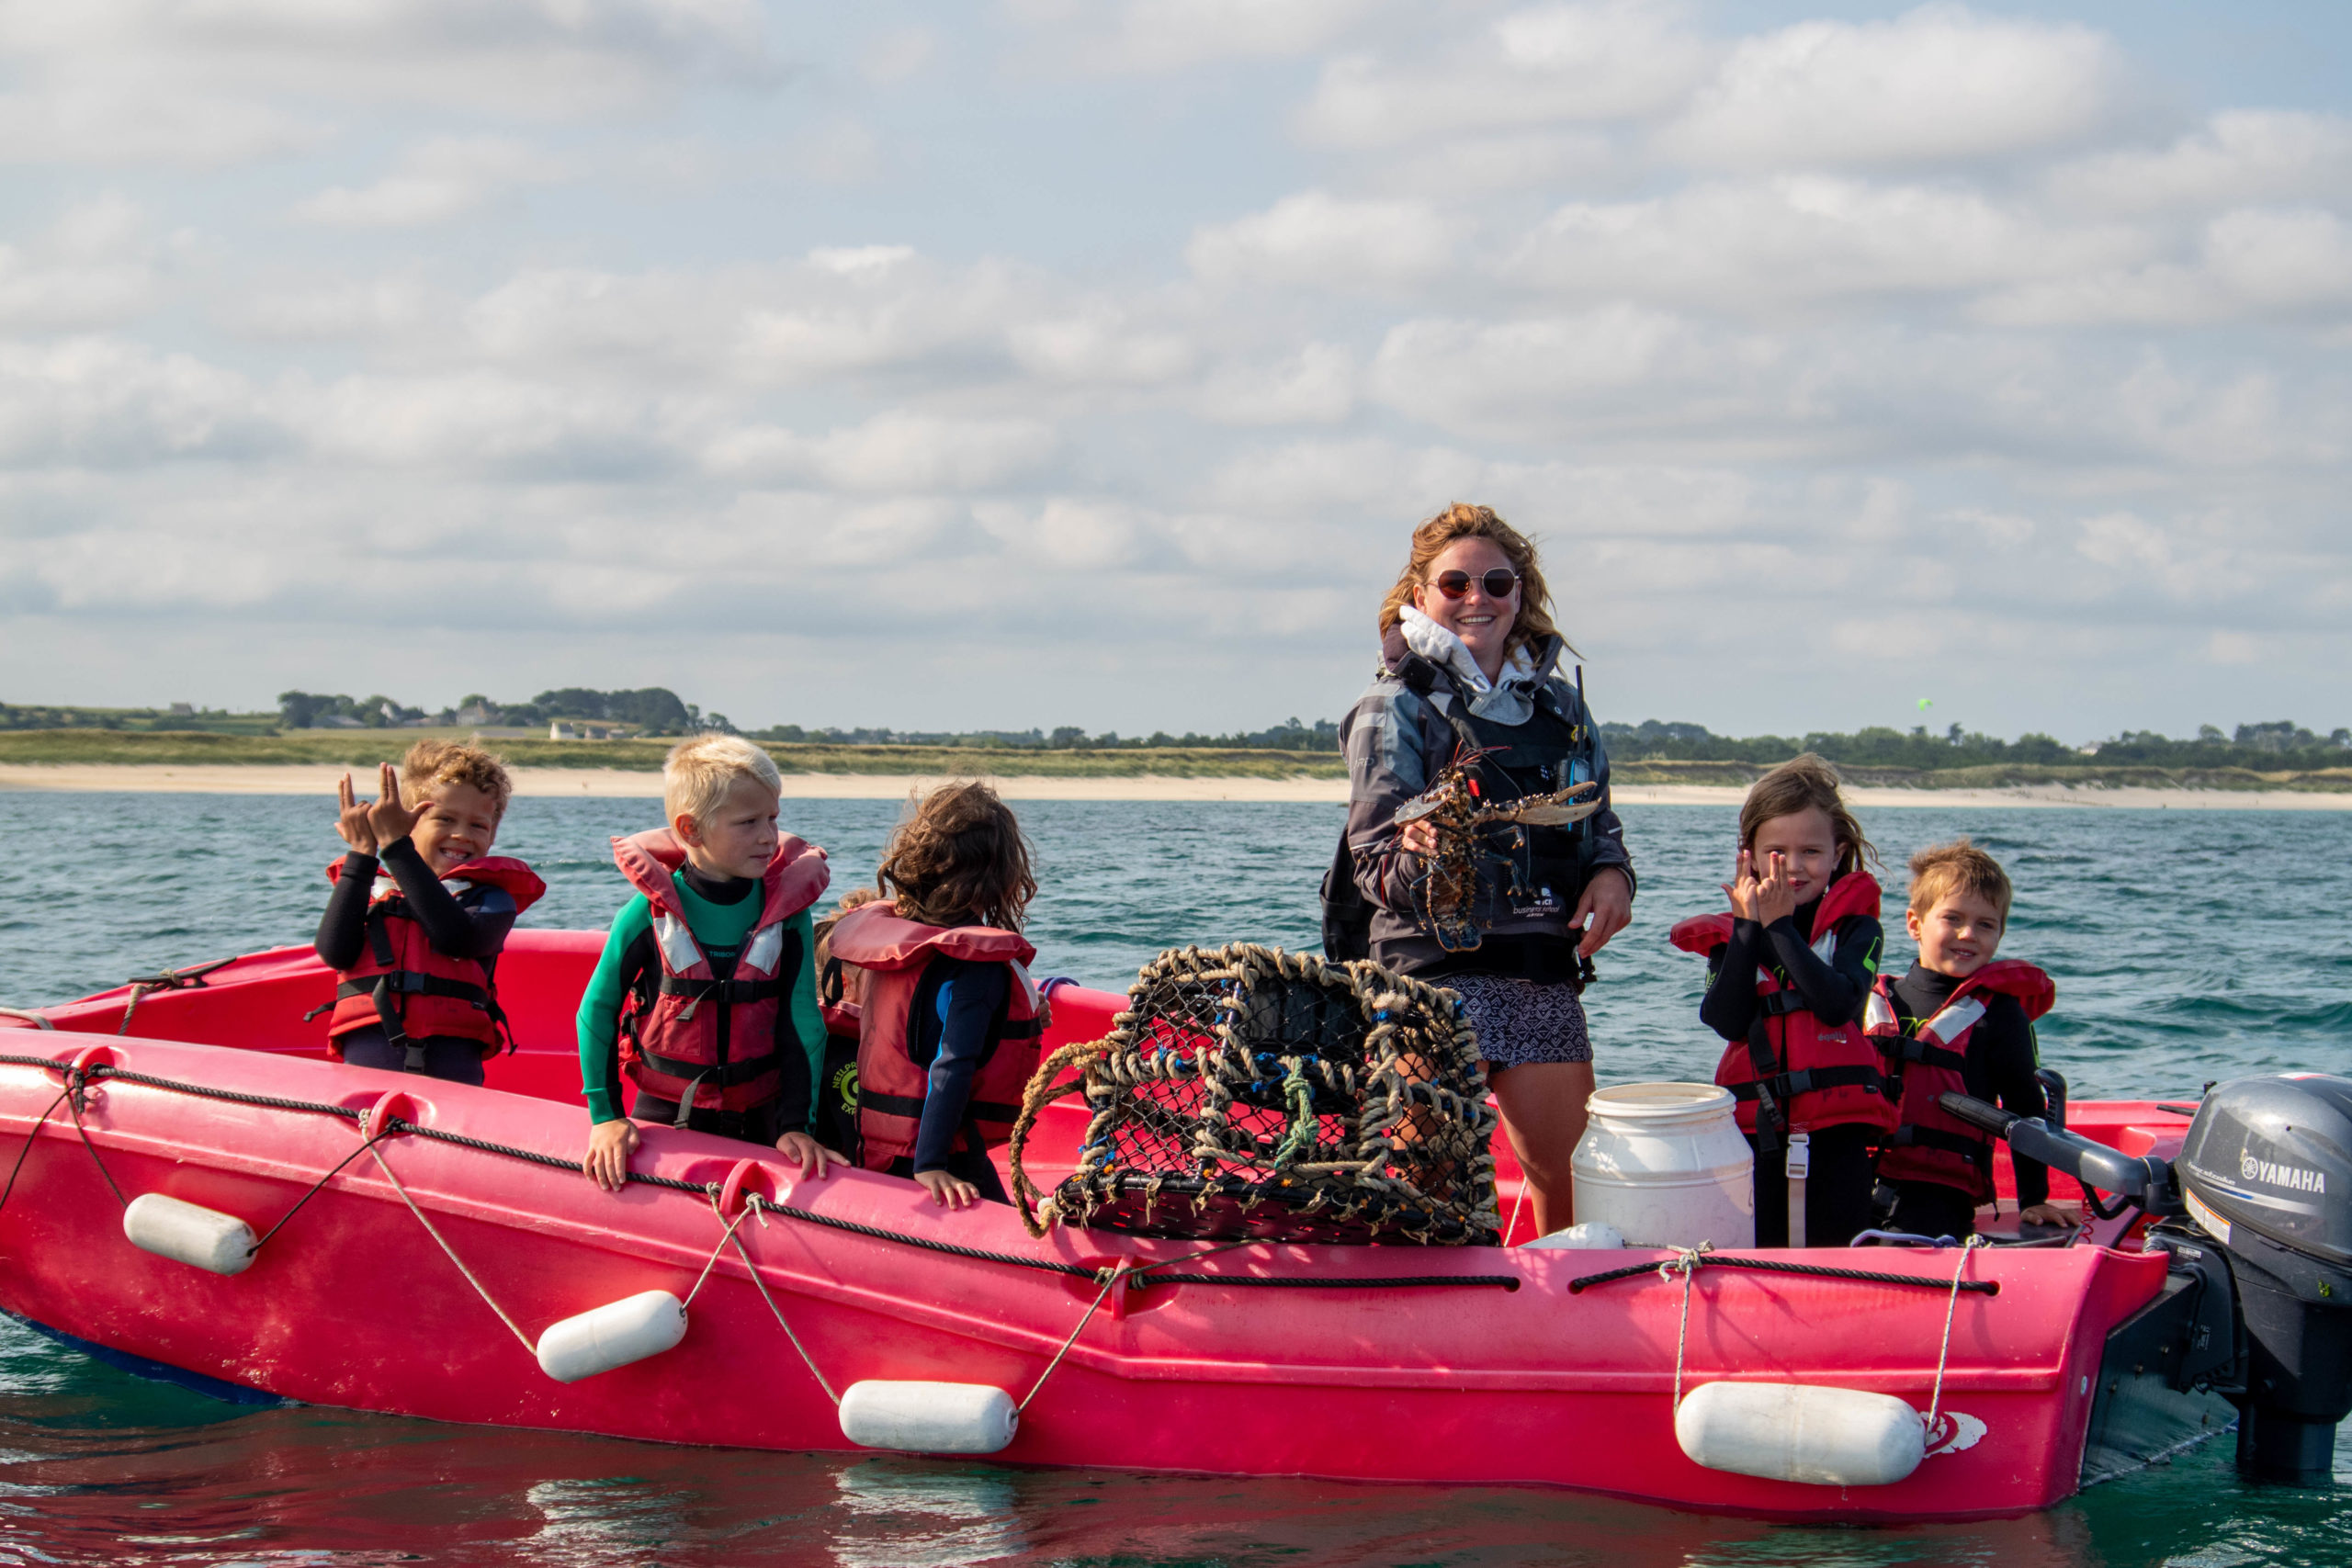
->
xmin=314 ymin=838 xmax=519 ymax=1085
xmin=1883 ymin=964 xmax=2053 ymax=1237
xmin=1701 ymin=886 xmax=1884 ymax=1247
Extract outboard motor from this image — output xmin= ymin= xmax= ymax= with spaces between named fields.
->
xmin=2176 ymin=1074 xmax=2352 ymax=1483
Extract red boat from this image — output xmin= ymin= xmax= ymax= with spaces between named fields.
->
xmin=0 ymin=932 xmax=2337 ymax=1519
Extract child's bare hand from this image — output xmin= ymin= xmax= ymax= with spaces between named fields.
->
xmin=1722 ymin=849 xmax=1760 ymax=921
xmin=335 ymin=773 xmax=379 ymax=855
xmin=2019 ymin=1201 xmax=2080 ymax=1228
xmin=584 ymin=1118 xmax=641 ymax=1191
xmin=914 ymin=1168 xmax=979 ymax=1209
xmin=775 ymin=1131 xmax=836 ymax=1179
xmin=365 ymin=761 xmax=422 ymax=846
xmin=1753 ymin=850 xmax=1797 ymax=926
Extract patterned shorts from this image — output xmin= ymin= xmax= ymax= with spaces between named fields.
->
xmin=1446 ymin=975 xmax=1594 ymax=1070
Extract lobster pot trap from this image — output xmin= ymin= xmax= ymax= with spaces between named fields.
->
xmin=1012 ymin=944 xmax=1500 ymax=1246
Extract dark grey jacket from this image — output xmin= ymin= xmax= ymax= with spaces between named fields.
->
xmin=1339 ymin=627 xmax=1633 ymax=977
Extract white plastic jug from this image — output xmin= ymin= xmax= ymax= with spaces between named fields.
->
xmin=1570 ymin=1083 xmax=1754 ymax=1250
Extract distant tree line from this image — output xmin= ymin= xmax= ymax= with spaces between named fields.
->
xmin=277 ymin=688 xmax=729 ymax=735
xmin=747 ymin=717 xmax=1344 ymax=752
xmin=1599 ymin=719 xmax=2352 ymax=773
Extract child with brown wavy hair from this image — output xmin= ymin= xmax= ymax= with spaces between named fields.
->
xmin=1670 ymin=754 xmax=1892 ymax=1247
xmin=826 ymin=783 xmax=1046 ymax=1208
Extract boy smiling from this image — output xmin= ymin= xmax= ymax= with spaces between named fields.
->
xmin=1865 ymin=840 xmax=2076 ymax=1238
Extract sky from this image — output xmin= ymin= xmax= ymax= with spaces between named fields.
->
xmin=1 ymin=2 xmax=2346 ymax=743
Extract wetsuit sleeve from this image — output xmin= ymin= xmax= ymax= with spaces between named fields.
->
xmin=911 ymin=961 xmax=1012 ymax=1174
xmin=577 ymin=897 xmax=653 ymax=1125
xmin=1699 ymin=919 xmax=1763 ymax=1041
xmin=379 ymin=837 xmax=515 ymax=960
xmin=1975 ymin=997 xmax=2052 ymax=1210
xmin=771 ymin=909 xmax=824 ymax=1140
xmin=1762 ymin=914 xmax=1882 ymax=1027
xmin=314 ymin=852 xmax=379 ymax=969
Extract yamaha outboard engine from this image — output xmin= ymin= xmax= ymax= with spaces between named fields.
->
xmin=2177 ymin=1074 xmax=2352 ymax=1483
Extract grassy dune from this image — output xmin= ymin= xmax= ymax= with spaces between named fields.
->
xmin=4 ymin=730 xmax=2346 ymax=791
xmin=0 ymin=729 xmax=1348 ymax=779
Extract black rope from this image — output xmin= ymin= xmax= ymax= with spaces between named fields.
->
xmin=1567 ymin=1254 xmax=1999 ymax=1296
xmin=1144 ymin=1272 xmax=1520 ymax=1291
xmin=6 ymin=1055 xmax=1516 ymax=1291
xmin=244 ymin=1129 xmax=390 ymax=1256
xmin=95 ymin=1068 xmax=362 ymax=1122
xmin=0 ymin=1088 xmax=70 ymax=1215
xmin=63 ymin=1073 xmax=128 ymax=1211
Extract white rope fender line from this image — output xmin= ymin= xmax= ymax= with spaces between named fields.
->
xmin=1662 ymin=1242 xmax=1713 ymax=1413
xmin=1926 ymin=1234 xmax=1988 ymax=1431
xmin=365 ymin=1141 xmax=537 ymax=1356
xmin=730 ymin=1194 xmax=841 ymax=1406
xmin=1022 ymin=1263 xmax=1126 ymax=1414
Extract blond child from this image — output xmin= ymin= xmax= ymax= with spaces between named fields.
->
xmin=315 ymin=740 xmax=543 ymax=1084
xmin=577 ymin=736 xmax=833 ymax=1190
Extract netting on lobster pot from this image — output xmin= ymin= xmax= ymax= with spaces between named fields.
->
xmin=1009 ymin=944 xmax=1499 ymax=1246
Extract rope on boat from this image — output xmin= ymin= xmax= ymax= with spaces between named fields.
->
xmin=243 ymin=1126 xmax=391 ymax=1258
xmin=366 ymin=1137 xmax=537 ymax=1355
xmin=0 ymin=1010 xmax=52 ymax=1031
xmin=1566 ymin=1252 xmax=2000 ymax=1296
xmin=63 ymin=1076 xmax=128 ymax=1211
xmin=1665 ymin=1243 xmax=1710 ymax=1413
xmin=0 ymin=1088 xmax=69 ymax=1215
xmin=728 ymin=1194 xmax=841 ymax=1405
xmin=1926 ymin=1235 xmax=1989 ymax=1431
xmin=114 ymin=959 xmax=238 ymax=1037
xmin=0 ymin=1053 xmax=1524 ymax=1294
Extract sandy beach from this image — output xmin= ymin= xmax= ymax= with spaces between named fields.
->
xmin=1 ymin=762 xmax=2347 ymax=809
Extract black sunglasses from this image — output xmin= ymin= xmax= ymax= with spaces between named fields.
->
xmin=1432 ymin=569 xmax=1521 ymax=600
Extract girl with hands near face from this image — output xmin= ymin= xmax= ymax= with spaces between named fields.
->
xmin=1668 ymin=756 xmax=1892 ymax=1249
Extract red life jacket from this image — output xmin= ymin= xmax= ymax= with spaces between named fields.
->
xmin=1669 ymin=872 xmax=1895 ymax=1143
xmin=828 ymin=903 xmax=1043 ymax=1171
xmin=322 ymin=854 xmax=546 ymax=1063
xmin=1864 ymin=961 xmax=2055 ymax=1201
xmin=610 ymin=829 xmax=830 ymax=1125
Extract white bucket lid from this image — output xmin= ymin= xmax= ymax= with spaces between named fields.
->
xmin=1585 ymin=1082 xmax=1736 ymax=1121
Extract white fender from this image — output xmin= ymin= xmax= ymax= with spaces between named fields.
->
xmin=535 ymin=1291 xmax=688 ymax=1383
xmin=1524 ymin=1222 xmax=1625 ymax=1250
xmin=1674 ymin=1381 xmax=1925 ymax=1486
xmin=839 ymin=1381 xmax=1019 ymax=1454
xmin=123 ymin=1193 xmax=256 ymax=1276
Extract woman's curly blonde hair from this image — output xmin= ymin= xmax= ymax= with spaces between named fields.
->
xmin=875 ymin=781 xmax=1037 ymax=931
xmin=1376 ymin=502 xmax=1566 ymax=654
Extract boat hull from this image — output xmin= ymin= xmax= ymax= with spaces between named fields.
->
xmin=0 ymin=936 xmax=2190 ymax=1519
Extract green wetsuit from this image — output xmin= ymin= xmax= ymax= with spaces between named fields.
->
xmin=576 ymin=869 xmax=823 ymax=1128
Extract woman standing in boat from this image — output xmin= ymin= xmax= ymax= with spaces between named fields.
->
xmin=1329 ymin=503 xmax=1634 ymax=1238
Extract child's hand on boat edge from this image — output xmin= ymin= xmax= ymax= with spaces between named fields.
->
xmin=581 ymin=1120 xmax=842 ymax=1191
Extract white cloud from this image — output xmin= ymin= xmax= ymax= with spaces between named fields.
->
xmin=1667 ymin=6 xmax=2124 ymax=168
xmin=1298 ymin=1 xmax=1715 ymax=149
xmin=1507 ymin=175 xmax=2147 ymax=307
xmin=2047 ymin=111 xmax=2352 ymax=216
xmin=705 ymin=411 xmax=1058 ymax=491
xmin=294 ymin=137 xmax=567 ymax=228
xmin=0 ymin=197 xmax=164 ymax=331
xmin=1008 ymin=0 xmax=1381 ymax=74
xmin=1187 ymin=191 xmax=1454 ymax=290
xmin=1196 ymin=343 xmax=1357 ymax=425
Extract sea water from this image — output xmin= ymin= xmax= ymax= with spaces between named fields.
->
xmin=0 ymin=792 xmax=2347 ymax=1565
